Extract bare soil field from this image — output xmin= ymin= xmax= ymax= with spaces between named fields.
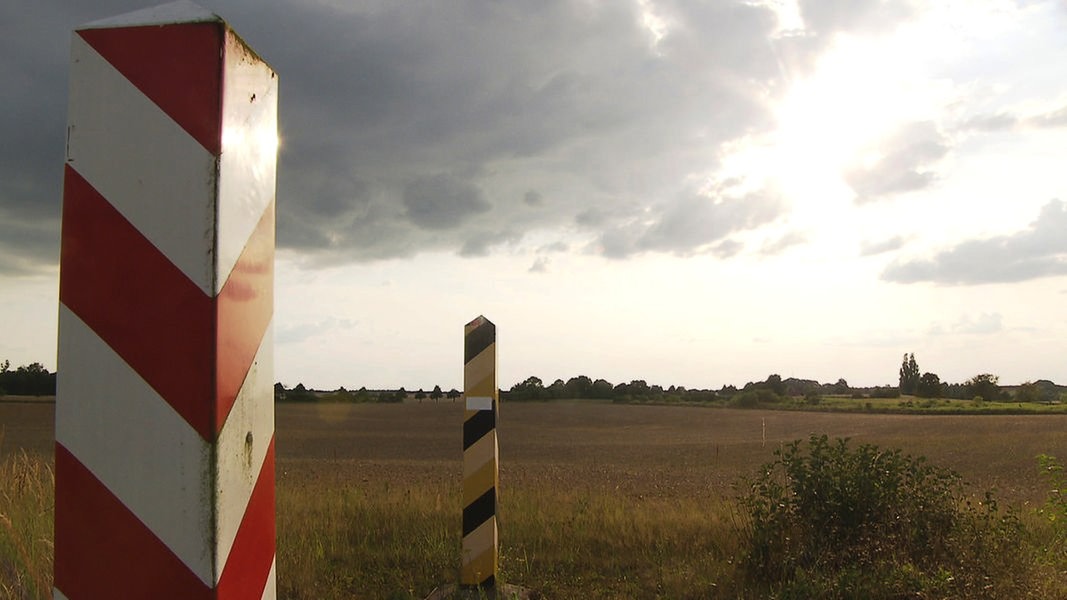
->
xmin=6 ymin=399 xmax=1066 ymax=506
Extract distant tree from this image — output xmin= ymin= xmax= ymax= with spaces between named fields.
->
xmin=899 ymin=353 xmax=920 ymax=395
xmin=833 ymin=378 xmax=850 ymax=394
xmin=0 ymin=361 xmax=56 ymax=396
xmin=414 ymin=389 xmax=426 ymax=402
xmin=870 ymin=386 xmax=901 ymax=399
xmin=288 ymin=383 xmax=317 ymax=403
xmin=329 ymin=387 xmax=356 ymax=402
xmin=942 ymin=382 xmax=967 ymax=399
xmin=431 ymin=385 xmax=443 ymax=402
xmin=546 ymin=378 xmax=566 ymax=399
xmin=590 ymin=378 xmax=614 ymax=399
xmin=765 ymin=374 xmax=785 ymax=396
xmin=965 ymin=373 xmax=1000 ymax=401
xmin=916 ymin=372 xmax=942 ymax=398
xmin=273 ymin=382 xmax=287 ymax=402
xmin=395 ymin=387 xmax=407 ymax=402
xmin=628 ymin=379 xmax=651 ymax=396
xmin=564 ymin=375 xmax=593 ymax=399
xmin=1014 ymin=382 xmax=1042 ymax=403
xmin=510 ymin=376 xmax=545 ymax=400
xmin=447 ymin=388 xmax=461 ymax=402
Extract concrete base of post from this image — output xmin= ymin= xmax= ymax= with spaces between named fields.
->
xmin=424 ymin=583 xmax=538 ymax=600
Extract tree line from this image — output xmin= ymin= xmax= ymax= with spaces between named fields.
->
xmin=3 ymin=356 xmax=1061 ymax=405
xmin=0 ymin=361 xmax=56 ymax=396
xmin=897 ymin=352 xmax=1062 ymax=403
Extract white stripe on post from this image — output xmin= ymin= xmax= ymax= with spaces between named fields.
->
xmin=55 ymin=2 xmax=278 ymax=598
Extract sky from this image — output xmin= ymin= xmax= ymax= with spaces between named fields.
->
xmin=1 ymin=0 xmax=1066 ymax=392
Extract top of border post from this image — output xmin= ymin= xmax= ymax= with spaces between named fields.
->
xmin=79 ymin=1 xmax=223 ymax=30
xmin=466 ymin=315 xmax=494 ymax=329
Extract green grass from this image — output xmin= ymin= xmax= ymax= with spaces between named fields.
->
xmin=626 ymin=393 xmax=1067 ymax=415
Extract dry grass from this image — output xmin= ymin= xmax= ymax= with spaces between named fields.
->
xmin=0 ymin=442 xmax=53 ymax=600
xmin=3 ymin=401 xmax=1067 ymax=598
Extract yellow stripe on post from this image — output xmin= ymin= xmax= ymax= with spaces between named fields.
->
xmin=462 ymin=316 xmax=498 ymax=590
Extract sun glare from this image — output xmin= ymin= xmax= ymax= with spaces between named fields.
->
xmin=717 ymin=20 xmax=960 ymax=251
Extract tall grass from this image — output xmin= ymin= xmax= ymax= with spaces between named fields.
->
xmin=277 ymin=480 xmax=459 ymax=599
xmin=2 ymin=450 xmax=1065 ymax=599
xmin=0 ymin=447 xmax=53 ymax=600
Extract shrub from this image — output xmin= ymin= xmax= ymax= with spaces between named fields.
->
xmin=738 ymin=435 xmax=1028 ymax=598
xmin=1038 ymin=454 xmax=1067 ymax=541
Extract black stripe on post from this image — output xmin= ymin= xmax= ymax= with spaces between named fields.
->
xmin=462 ymin=487 xmax=496 ymax=536
xmin=463 ymin=409 xmax=496 ymax=450
xmin=464 ymin=320 xmax=495 ymax=364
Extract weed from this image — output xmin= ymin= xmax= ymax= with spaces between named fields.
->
xmin=738 ymin=435 xmax=1033 ymax=598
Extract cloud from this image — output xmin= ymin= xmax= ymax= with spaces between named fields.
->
xmin=528 ymin=256 xmax=550 ymax=273
xmin=883 ymin=199 xmax=1067 ymax=284
xmin=844 ymin=121 xmax=950 ymax=203
xmin=458 ymin=229 xmax=521 ymax=258
xmin=0 ymin=0 xmax=807 ymax=272
xmin=797 ymin=0 xmax=915 ymax=36
xmin=1029 ymin=104 xmax=1067 ymax=128
xmin=523 ymin=190 xmax=544 ymax=207
xmin=538 ymin=241 xmax=569 ymax=253
xmin=0 ymin=0 xmax=934 ymax=274
xmin=712 ymin=239 xmax=745 ymax=258
xmin=928 ymin=313 xmax=1003 ymax=336
xmin=0 ymin=209 xmax=59 ymax=276
xmin=957 ymin=112 xmax=1018 ymax=133
xmin=403 ymin=174 xmax=491 ymax=231
xmin=759 ymin=230 xmax=807 ymax=256
xmin=595 ymin=187 xmax=785 ymax=259
xmin=276 ymin=317 xmax=357 ymax=345
xmin=860 ymin=235 xmax=907 ymax=256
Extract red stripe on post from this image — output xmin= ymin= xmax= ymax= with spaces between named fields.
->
xmin=215 ymin=203 xmax=274 ymax=431
xmin=54 ymin=443 xmax=211 ymax=600
xmin=77 ymin=23 xmax=224 ymax=155
xmin=59 ymin=166 xmax=216 ymax=441
xmin=217 ymin=436 xmax=276 ymax=599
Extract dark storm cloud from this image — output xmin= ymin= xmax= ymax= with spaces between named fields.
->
xmin=523 ymin=191 xmax=543 ymax=207
xmin=883 ymin=200 xmax=1067 ymax=284
xmin=0 ymin=0 xmax=920 ymax=272
xmin=225 ymin=0 xmax=790 ymax=263
xmin=845 ymin=121 xmax=949 ymax=203
xmin=403 ymin=174 xmax=491 ymax=231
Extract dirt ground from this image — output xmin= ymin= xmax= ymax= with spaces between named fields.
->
xmin=3 ymin=399 xmax=1066 ymax=506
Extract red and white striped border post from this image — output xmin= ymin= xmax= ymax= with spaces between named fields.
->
xmin=55 ymin=2 xmax=278 ymax=598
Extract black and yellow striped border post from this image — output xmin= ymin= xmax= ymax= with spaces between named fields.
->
xmin=462 ymin=315 xmax=498 ymax=590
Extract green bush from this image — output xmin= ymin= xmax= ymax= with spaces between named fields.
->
xmin=738 ymin=435 xmax=1028 ymax=598
xmin=1038 ymin=454 xmax=1067 ymax=541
